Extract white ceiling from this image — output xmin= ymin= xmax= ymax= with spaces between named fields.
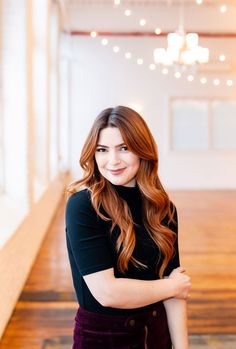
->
xmin=61 ymin=0 xmax=236 ymax=32
xmin=59 ymin=0 xmax=236 ymax=75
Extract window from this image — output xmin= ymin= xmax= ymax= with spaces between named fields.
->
xmin=171 ymin=98 xmax=236 ymax=151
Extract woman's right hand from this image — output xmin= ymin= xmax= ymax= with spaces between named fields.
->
xmin=168 ymin=266 xmax=191 ymax=300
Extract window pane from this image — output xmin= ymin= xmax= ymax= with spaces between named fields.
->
xmin=212 ymin=101 xmax=236 ymax=150
xmin=171 ymin=100 xmax=209 ymax=150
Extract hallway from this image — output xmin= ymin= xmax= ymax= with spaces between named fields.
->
xmin=0 ymin=190 xmax=235 ymax=348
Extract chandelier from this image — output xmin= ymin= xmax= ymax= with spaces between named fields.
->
xmin=153 ymin=2 xmax=209 ymax=68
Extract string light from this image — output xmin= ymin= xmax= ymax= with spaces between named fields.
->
xmin=113 ymin=46 xmax=120 ymax=53
xmin=124 ymin=9 xmax=131 ymax=16
xmin=101 ymin=39 xmax=108 ymax=46
xmin=108 ymin=1 xmax=233 ymax=87
xmin=187 ymin=75 xmax=194 ymax=82
xmin=219 ymin=54 xmax=226 ymax=62
xmin=139 ymin=19 xmax=146 ymax=26
xmin=104 ymin=40 xmax=233 ymax=86
xmin=220 ymin=5 xmax=227 ymax=13
xmin=174 ymin=72 xmax=181 ymax=79
xmin=226 ymin=79 xmax=233 ymax=86
xmin=149 ymin=63 xmax=156 ymax=70
xmin=137 ymin=58 xmax=144 ymax=65
xmin=154 ymin=28 xmax=162 ymax=35
xmin=90 ymin=31 xmax=97 ymax=38
xmin=125 ymin=52 xmax=132 ymax=59
xmin=213 ymin=79 xmax=220 ymax=86
xmin=162 ymin=68 xmax=169 ymax=75
xmin=200 ymin=77 xmax=207 ymax=84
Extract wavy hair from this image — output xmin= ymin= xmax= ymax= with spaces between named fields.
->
xmin=66 ymin=106 xmax=177 ymax=278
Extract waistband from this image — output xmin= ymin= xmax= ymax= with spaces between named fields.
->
xmin=75 ymin=302 xmax=165 ymax=330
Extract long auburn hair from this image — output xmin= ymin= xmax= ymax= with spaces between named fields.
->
xmin=66 ymin=106 xmax=177 ymax=278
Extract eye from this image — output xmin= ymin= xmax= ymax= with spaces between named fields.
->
xmin=121 ymin=146 xmax=128 ymax=151
xmin=96 ymin=148 xmax=107 ymax=153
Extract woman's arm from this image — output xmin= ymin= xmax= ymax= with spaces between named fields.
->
xmin=83 ymin=266 xmax=191 ymax=308
xmin=163 ymin=298 xmax=189 ymax=349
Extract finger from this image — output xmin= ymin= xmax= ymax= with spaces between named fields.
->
xmin=176 ymin=266 xmax=186 ymax=273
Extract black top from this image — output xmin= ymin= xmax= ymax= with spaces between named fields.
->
xmin=65 ymin=183 xmax=180 ymax=315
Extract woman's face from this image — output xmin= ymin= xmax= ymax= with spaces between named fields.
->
xmin=95 ymin=127 xmax=140 ymax=187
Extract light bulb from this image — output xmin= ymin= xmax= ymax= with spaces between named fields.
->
xmin=124 ymin=9 xmax=131 ymax=16
xmin=213 ymin=79 xmax=220 ymax=86
xmin=187 ymin=75 xmax=194 ymax=82
xmin=200 ymin=77 xmax=207 ymax=84
xmin=174 ymin=72 xmax=181 ymax=79
xmin=137 ymin=58 xmax=144 ymax=65
xmin=101 ymin=39 xmax=108 ymax=46
xmin=220 ymin=5 xmax=227 ymax=13
xmin=219 ymin=54 xmax=226 ymax=62
xmin=162 ymin=68 xmax=169 ymax=75
xmin=139 ymin=19 xmax=146 ymax=26
xmin=226 ymin=80 xmax=233 ymax=86
xmin=154 ymin=28 xmax=162 ymax=35
xmin=149 ymin=64 xmax=156 ymax=70
xmin=113 ymin=46 xmax=120 ymax=53
xmin=90 ymin=31 xmax=97 ymax=38
xmin=125 ymin=52 xmax=132 ymax=59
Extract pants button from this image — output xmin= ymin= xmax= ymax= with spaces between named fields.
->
xmin=152 ymin=310 xmax=157 ymax=317
xmin=129 ymin=319 xmax=135 ymax=326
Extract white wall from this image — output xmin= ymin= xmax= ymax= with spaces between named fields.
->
xmin=68 ymin=34 xmax=236 ymax=190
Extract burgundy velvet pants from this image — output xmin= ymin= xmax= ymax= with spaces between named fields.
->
xmin=72 ymin=302 xmax=172 ymax=349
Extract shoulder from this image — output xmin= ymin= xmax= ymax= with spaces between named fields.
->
xmin=66 ymin=188 xmax=93 ymax=215
xmin=67 ymin=188 xmax=91 ymax=202
xmin=161 ymin=201 xmax=178 ymax=227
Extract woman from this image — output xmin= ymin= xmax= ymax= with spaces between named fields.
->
xmin=65 ymin=106 xmax=191 ymax=349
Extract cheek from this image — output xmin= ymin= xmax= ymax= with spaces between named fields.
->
xmin=95 ymin=154 xmax=106 ymax=169
xmin=127 ymin=155 xmax=140 ymax=169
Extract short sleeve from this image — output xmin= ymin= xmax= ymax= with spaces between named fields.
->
xmin=163 ymin=203 xmax=180 ymax=277
xmin=65 ymin=190 xmax=114 ymax=276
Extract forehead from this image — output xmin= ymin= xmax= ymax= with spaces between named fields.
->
xmin=97 ymin=127 xmax=124 ymax=145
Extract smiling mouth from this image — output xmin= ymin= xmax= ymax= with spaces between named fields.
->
xmin=109 ymin=168 xmax=126 ymax=174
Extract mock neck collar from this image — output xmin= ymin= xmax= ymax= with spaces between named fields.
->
xmin=111 ymin=182 xmax=140 ymax=196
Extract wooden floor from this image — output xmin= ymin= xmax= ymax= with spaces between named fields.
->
xmin=0 ymin=190 xmax=236 ymax=348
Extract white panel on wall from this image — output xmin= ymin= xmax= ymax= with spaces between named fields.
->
xmin=171 ymin=99 xmax=209 ymax=150
xmin=32 ymin=46 xmax=48 ymax=199
xmin=2 ymin=0 xmax=28 ymax=204
xmin=58 ymin=56 xmax=70 ymax=173
xmin=32 ymin=0 xmax=49 ymax=201
xmin=0 ymin=0 xmax=3 ymax=193
xmin=49 ymin=5 xmax=59 ymax=180
xmin=212 ymin=100 xmax=236 ymax=150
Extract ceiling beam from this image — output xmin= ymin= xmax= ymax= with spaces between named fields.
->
xmin=67 ymin=30 xmax=236 ymax=38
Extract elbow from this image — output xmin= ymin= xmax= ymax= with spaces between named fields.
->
xmin=95 ymin=281 xmax=118 ymax=308
xmin=97 ymin=285 xmax=115 ymax=307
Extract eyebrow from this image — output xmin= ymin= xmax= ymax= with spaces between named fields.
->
xmin=96 ymin=143 xmax=126 ymax=148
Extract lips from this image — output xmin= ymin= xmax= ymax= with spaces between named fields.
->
xmin=109 ymin=168 xmax=126 ymax=175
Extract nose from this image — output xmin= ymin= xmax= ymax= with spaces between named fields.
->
xmin=108 ymin=150 xmax=121 ymax=166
